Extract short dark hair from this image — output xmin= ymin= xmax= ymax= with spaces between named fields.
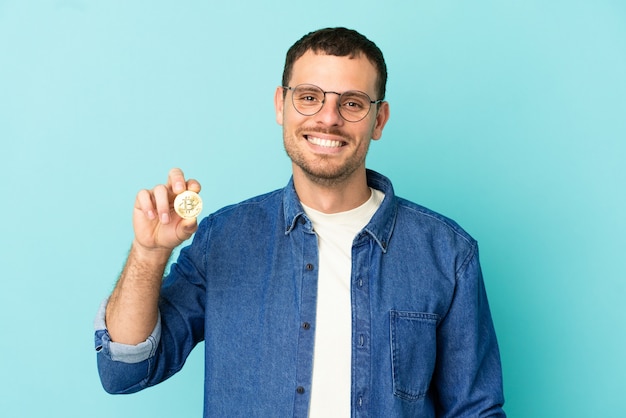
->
xmin=282 ymin=27 xmax=387 ymax=100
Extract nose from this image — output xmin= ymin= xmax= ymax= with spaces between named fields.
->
xmin=315 ymin=92 xmax=344 ymax=126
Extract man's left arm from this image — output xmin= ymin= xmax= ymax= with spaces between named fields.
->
xmin=434 ymin=246 xmax=506 ymax=417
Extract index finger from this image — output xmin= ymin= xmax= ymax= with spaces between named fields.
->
xmin=167 ymin=168 xmax=187 ymax=194
xmin=167 ymin=168 xmax=202 ymax=195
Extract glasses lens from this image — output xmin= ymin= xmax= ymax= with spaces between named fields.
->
xmin=338 ymin=91 xmax=372 ymax=122
xmin=292 ymin=85 xmax=324 ymax=116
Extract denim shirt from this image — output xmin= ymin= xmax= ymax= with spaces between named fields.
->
xmin=95 ymin=170 xmax=506 ymax=417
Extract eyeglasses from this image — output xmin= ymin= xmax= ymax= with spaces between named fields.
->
xmin=283 ymin=84 xmax=383 ymax=122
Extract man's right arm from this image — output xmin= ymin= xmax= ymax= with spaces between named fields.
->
xmin=95 ymin=169 xmax=203 ymax=394
xmin=102 ymin=168 xmax=201 ymax=345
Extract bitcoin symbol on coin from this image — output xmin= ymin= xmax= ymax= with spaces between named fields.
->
xmin=174 ymin=190 xmax=203 ymax=219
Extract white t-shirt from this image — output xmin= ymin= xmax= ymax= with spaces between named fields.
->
xmin=302 ymin=188 xmax=384 ymax=417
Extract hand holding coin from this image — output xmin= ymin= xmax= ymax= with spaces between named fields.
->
xmin=132 ymin=168 xmax=202 ymax=251
xmin=174 ymin=190 xmax=203 ymax=219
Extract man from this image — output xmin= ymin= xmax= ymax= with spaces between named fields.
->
xmin=95 ymin=27 xmax=506 ymax=417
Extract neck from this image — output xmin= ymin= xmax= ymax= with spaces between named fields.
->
xmin=293 ymin=166 xmax=371 ymax=214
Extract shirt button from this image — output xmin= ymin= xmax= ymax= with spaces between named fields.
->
xmin=302 ymin=322 xmax=311 ymax=330
xmin=296 ymin=386 xmax=305 ymax=394
xmin=305 ymin=263 xmax=314 ymax=271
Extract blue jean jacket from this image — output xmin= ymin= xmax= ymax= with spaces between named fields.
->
xmin=95 ymin=170 xmax=505 ymax=417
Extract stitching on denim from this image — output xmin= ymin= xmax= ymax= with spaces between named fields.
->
xmin=397 ymin=200 xmax=474 ymax=247
xmin=390 ymin=310 xmax=439 ymax=401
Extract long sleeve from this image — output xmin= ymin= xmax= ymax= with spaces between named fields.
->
xmin=433 ymin=246 xmax=506 ymax=417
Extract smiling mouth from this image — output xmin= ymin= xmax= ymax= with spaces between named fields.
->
xmin=305 ymin=135 xmax=346 ymax=148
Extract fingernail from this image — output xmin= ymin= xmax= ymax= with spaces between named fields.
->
xmin=175 ymin=182 xmax=185 ymax=192
xmin=161 ymin=213 xmax=169 ymax=223
xmin=147 ymin=210 xmax=156 ymax=220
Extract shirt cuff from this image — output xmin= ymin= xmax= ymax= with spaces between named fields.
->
xmin=94 ymin=297 xmax=161 ymax=364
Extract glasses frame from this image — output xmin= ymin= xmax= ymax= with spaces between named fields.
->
xmin=282 ymin=84 xmax=384 ymax=123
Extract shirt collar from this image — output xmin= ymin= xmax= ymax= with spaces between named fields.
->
xmin=283 ymin=169 xmax=397 ymax=253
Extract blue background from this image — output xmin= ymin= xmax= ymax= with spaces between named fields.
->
xmin=1 ymin=1 xmax=625 ymax=416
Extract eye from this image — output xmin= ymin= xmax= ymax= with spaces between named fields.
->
xmin=340 ymin=94 xmax=368 ymax=111
xmin=296 ymin=94 xmax=321 ymax=109
xmin=344 ymin=100 xmax=364 ymax=109
xmin=294 ymin=88 xmax=323 ymax=105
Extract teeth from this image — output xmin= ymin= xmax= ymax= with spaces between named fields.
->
xmin=307 ymin=136 xmax=343 ymax=148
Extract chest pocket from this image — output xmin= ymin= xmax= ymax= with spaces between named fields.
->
xmin=390 ymin=310 xmax=439 ymax=401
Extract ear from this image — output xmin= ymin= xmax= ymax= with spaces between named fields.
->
xmin=371 ymin=101 xmax=390 ymax=141
xmin=274 ymin=86 xmax=285 ymax=126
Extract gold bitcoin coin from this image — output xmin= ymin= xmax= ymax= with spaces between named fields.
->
xmin=174 ymin=190 xmax=203 ymax=219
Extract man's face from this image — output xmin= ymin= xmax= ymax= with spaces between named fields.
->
xmin=275 ymin=51 xmax=389 ymax=185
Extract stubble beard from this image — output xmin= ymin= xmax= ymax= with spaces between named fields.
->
xmin=283 ymin=126 xmax=370 ymax=187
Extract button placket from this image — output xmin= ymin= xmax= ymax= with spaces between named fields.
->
xmin=351 ymin=240 xmax=373 ymax=417
xmin=292 ymin=224 xmax=319 ymax=418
